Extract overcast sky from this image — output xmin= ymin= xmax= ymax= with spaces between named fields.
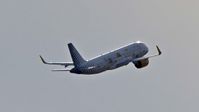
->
xmin=0 ymin=0 xmax=199 ymax=112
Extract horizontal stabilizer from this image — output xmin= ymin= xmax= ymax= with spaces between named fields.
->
xmin=51 ymin=69 xmax=71 ymax=72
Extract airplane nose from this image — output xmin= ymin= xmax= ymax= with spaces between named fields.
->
xmin=145 ymin=47 xmax=149 ymax=54
xmin=136 ymin=41 xmax=142 ymax=43
xmin=142 ymin=43 xmax=149 ymax=54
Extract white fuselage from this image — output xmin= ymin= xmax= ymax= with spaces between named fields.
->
xmin=70 ymin=42 xmax=149 ymax=74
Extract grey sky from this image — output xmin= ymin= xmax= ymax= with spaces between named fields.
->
xmin=0 ymin=0 xmax=199 ymax=112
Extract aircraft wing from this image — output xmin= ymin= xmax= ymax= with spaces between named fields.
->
xmin=39 ymin=55 xmax=74 ymax=67
xmin=133 ymin=45 xmax=162 ymax=62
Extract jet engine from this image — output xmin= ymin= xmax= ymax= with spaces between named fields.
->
xmin=133 ymin=58 xmax=149 ymax=69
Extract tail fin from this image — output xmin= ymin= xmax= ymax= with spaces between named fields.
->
xmin=68 ymin=43 xmax=86 ymax=67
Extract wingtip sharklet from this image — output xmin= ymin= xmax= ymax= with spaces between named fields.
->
xmin=156 ymin=45 xmax=162 ymax=55
xmin=39 ymin=55 xmax=47 ymax=64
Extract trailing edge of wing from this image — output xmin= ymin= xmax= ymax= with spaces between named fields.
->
xmin=39 ymin=55 xmax=74 ymax=67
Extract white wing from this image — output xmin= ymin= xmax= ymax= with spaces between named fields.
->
xmin=40 ymin=55 xmax=74 ymax=67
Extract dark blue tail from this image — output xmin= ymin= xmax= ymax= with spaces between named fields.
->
xmin=68 ymin=43 xmax=86 ymax=67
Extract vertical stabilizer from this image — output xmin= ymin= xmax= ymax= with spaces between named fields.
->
xmin=68 ymin=43 xmax=86 ymax=67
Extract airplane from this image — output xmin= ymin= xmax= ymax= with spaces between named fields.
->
xmin=40 ymin=41 xmax=161 ymax=74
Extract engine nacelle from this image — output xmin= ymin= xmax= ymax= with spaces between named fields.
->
xmin=133 ymin=58 xmax=149 ymax=69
